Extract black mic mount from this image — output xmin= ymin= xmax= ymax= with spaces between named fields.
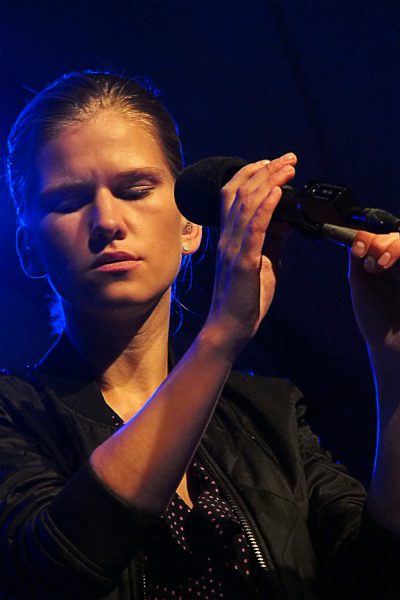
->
xmin=279 ymin=181 xmax=400 ymax=244
xmin=174 ymin=156 xmax=400 ymax=248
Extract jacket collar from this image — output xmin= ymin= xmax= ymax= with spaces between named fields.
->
xmin=33 ymin=332 xmax=121 ymax=427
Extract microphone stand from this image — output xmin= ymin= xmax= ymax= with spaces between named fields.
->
xmin=283 ymin=182 xmax=400 ymax=247
xmin=320 ymin=223 xmax=359 ymax=247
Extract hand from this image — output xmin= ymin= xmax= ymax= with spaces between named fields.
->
xmin=349 ymin=231 xmax=400 ymax=354
xmin=203 ymin=152 xmax=297 ymax=362
xmin=350 ymin=232 xmax=400 ymax=534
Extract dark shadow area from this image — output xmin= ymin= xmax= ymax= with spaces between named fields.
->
xmin=1 ymin=0 xmax=399 ymax=487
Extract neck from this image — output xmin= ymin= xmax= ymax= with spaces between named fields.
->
xmin=63 ymin=295 xmax=171 ymax=419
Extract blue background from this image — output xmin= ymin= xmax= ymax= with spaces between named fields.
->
xmin=0 ymin=0 xmax=399 ymax=484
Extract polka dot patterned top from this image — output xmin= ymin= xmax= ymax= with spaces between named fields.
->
xmin=143 ymin=459 xmax=259 ymax=599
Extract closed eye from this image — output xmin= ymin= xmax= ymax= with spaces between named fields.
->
xmin=37 ymin=168 xmax=164 ymax=213
xmin=55 ymin=195 xmax=92 ymax=213
xmin=112 ymin=168 xmax=163 ymax=200
xmin=117 ymin=186 xmax=154 ymax=201
xmin=38 ymin=192 xmax=92 ymax=214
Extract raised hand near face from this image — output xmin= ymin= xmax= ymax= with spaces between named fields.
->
xmin=204 ymin=152 xmax=297 ymax=363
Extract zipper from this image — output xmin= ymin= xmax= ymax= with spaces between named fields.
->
xmin=137 ymin=551 xmax=147 ymax=600
xmin=197 ymin=445 xmax=275 ymax=578
xmin=142 ymin=556 xmax=147 ymax=600
xmin=137 ymin=447 xmax=280 ymax=598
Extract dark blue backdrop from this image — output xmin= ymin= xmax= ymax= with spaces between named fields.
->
xmin=1 ymin=0 xmax=399 ymax=484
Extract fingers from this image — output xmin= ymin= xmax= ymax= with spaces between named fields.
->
xmin=220 ymin=152 xmax=297 ymax=246
xmin=351 ymin=231 xmax=400 ymax=274
xmin=222 ymin=152 xmax=297 ymax=200
xmin=239 ymin=186 xmax=283 ymax=264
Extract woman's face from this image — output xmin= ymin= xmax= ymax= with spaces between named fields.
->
xmin=25 ymin=110 xmax=187 ymax=317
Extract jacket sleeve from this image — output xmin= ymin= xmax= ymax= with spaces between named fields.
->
xmin=0 ymin=375 xmax=159 ymax=599
xmin=297 ymin=399 xmax=400 ymax=599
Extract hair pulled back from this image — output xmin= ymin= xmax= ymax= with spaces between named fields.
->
xmin=6 ymin=71 xmax=191 ymax=334
xmin=7 ymin=70 xmax=184 ymax=225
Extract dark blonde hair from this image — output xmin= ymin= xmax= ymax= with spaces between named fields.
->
xmin=6 ymin=70 xmax=189 ymax=333
xmin=7 ymin=70 xmax=184 ymax=225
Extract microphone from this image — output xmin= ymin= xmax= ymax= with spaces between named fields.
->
xmin=174 ymin=157 xmax=400 ymax=242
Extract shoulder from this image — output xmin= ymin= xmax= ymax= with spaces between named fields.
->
xmin=216 ymin=370 xmax=305 ymax=441
xmin=225 ymin=370 xmax=302 ymax=405
xmin=0 ymin=366 xmax=50 ymax=427
xmin=223 ymin=370 xmax=304 ymax=417
xmin=0 ymin=366 xmax=42 ymax=402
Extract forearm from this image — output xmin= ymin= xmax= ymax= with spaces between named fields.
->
xmin=91 ymin=156 xmax=297 ymax=516
xmin=367 ymin=348 xmax=400 ymax=535
xmin=90 ymin=326 xmax=234 ymax=515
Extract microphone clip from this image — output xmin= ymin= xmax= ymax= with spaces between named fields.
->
xmin=284 ymin=182 xmax=400 ymax=242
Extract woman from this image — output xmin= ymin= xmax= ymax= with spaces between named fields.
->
xmin=1 ymin=71 xmax=399 ymax=599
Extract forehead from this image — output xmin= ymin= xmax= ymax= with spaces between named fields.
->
xmin=36 ymin=110 xmax=171 ymax=189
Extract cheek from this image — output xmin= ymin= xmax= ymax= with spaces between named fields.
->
xmin=152 ymin=213 xmax=183 ymax=277
xmin=162 ymin=209 xmax=183 ymax=245
xmin=33 ymin=216 xmax=84 ymax=272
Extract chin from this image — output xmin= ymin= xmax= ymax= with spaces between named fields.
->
xmin=83 ymin=288 xmax=170 ymax=315
xmin=59 ymin=278 xmax=172 ymax=319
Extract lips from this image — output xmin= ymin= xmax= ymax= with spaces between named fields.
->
xmin=91 ymin=251 xmax=141 ymax=269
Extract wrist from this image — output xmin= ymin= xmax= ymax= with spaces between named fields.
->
xmin=197 ymin=320 xmax=247 ymax=368
xmin=368 ymin=346 xmax=400 ymax=406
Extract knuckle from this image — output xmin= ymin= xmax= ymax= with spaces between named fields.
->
xmin=237 ymin=185 xmax=251 ymax=202
xmin=385 ymin=233 xmax=400 ymax=247
xmin=217 ymin=237 xmax=227 ymax=254
xmin=219 ymin=246 xmax=235 ymax=266
xmin=238 ymin=196 xmax=252 ymax=213
xmin=247 ymin=219 xmax=264 ymax=235
xmin=371 ymin=237 xmax=396 ymax=255
xmin=234 ymin=255 xmax=259 ymax=274
xmin=238 ymin=162 xmax=259 ymax=174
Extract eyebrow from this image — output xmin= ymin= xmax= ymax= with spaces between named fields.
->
xmin=112 ymin=167 xmax=165 ymax=185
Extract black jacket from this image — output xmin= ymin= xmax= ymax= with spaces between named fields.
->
xmin=0 ymin=335 xmax=398 ymax=599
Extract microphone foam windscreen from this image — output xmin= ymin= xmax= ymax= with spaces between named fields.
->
xmin=174 ymin=156 xmax=247 ymax=226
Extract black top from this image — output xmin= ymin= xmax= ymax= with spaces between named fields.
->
xmin=144 ymin=459 xmax=259 ymax=599
xmin=0 ymin=334 xmax=398 ymax=599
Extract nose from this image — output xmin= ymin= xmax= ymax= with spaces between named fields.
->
xmin=89 ymin=190 xmax=128 ymax=251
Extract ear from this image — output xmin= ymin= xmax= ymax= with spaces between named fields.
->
xmin=16 ymin=226 xmax=47 ymax=279
xmin=181 ymin=220 xmax=202 ymax=255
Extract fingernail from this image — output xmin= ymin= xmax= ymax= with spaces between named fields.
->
xmin=353 ymin=240 xmax=366 ymax=257
xmin=377 ymin=251 xmax=392 ymax=267
xmin=259 ymin=159 xmax=270 ymax=165
xmin=364 ymin=256 xmax=378 ymax=273
xmin=281 ymin=152 xmax=295 ymax=161
xmin=283 ymin=164 xmax=294 ymax=173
